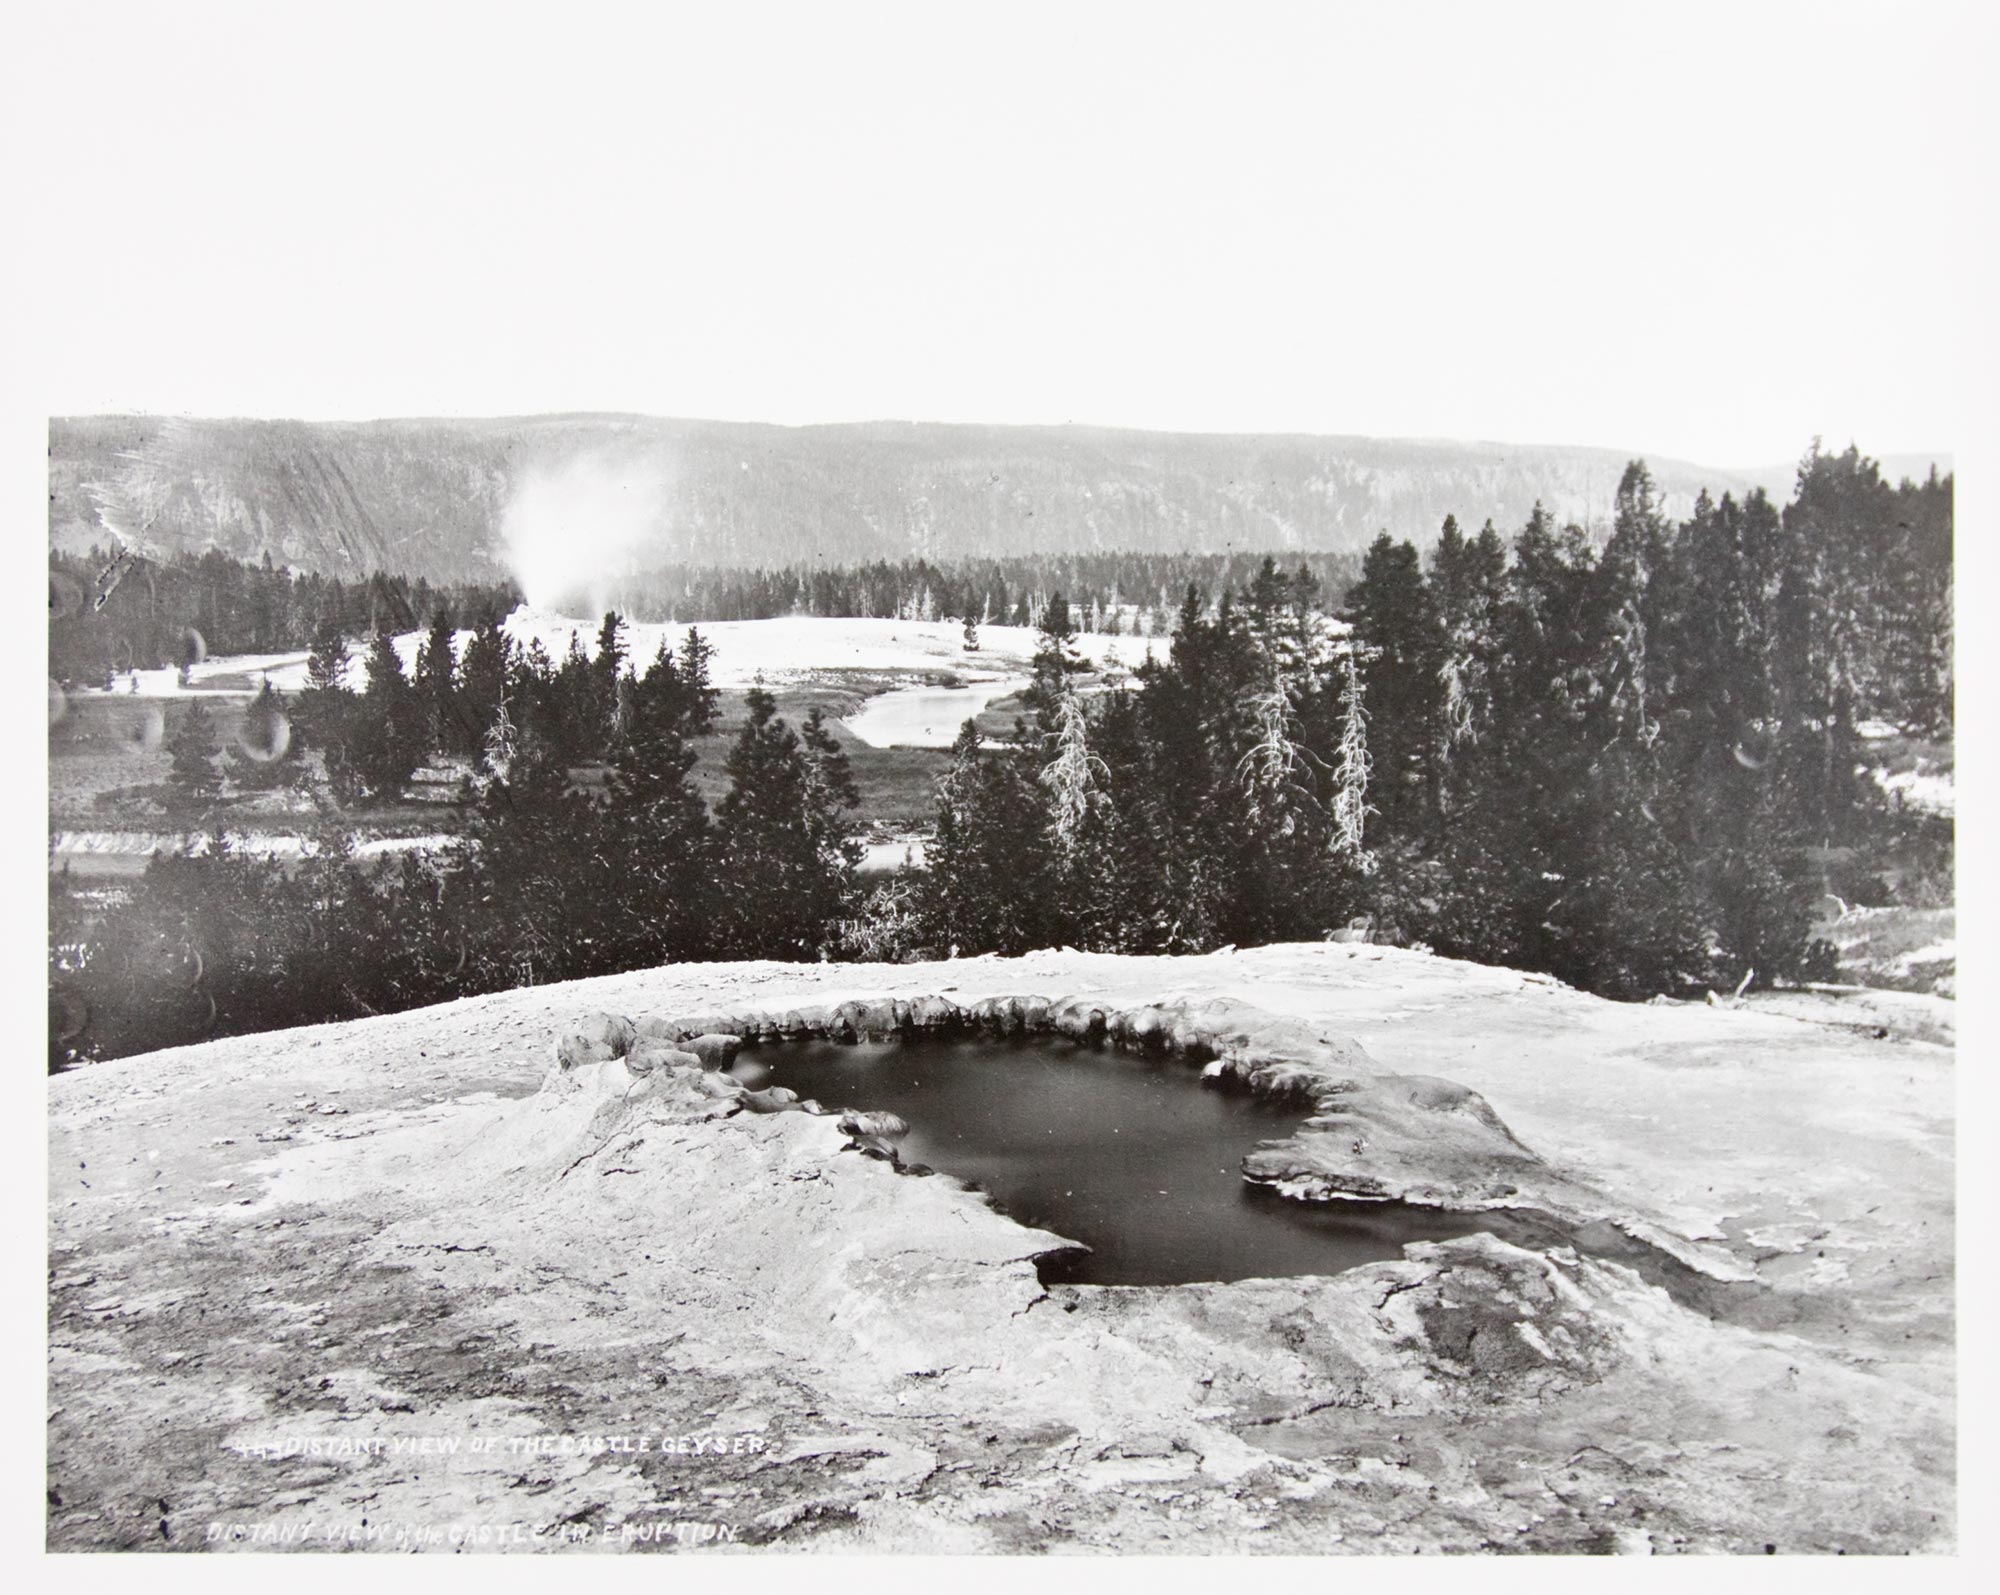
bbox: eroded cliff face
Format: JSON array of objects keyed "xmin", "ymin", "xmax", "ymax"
[
  {"xmin": 47, "ymin": 945, "xmax": 1954, "ymax": 1553},
  {"xmin": 50, "ymin": 415, "xmax": 1780, "ymax": 580}
]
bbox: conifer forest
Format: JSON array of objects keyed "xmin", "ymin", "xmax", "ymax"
[{"xmin": 48, "ymin": 446, "xmax": 1952, "ymax": 1067}]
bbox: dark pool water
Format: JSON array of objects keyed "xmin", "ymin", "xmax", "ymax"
[{"xmin": 758, "ymin": 1037, "xmax": 1502, "ymax": 1287}]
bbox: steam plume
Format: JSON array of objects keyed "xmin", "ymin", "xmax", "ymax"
[{"xmin": 500, "ymin": 451, "xmax": 671, "ymax": 614}]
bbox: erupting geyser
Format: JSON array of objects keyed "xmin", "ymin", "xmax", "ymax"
[{"xmin": 499, "ymin": 451, "xmax": 673, "ymax": 614}]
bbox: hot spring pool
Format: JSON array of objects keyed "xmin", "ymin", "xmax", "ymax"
[{"xmin": 757, "ymin": 1036, "xmax": 1503, "ymax": 1287}]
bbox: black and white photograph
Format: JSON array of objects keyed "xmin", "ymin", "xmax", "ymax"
[{"xmin": 14, "ymin": 0, "xmax": 1993, "ymax": 1567}]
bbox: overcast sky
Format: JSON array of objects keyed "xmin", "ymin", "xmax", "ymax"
[{"xmin": 5, "ymin": 1, "xmax": 1992, "ymax": 466}]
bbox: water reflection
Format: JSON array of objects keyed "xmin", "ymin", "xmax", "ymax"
[{"xmin": 761, "ymin": 1037, "xmax": 1498, "ymax": 1287}]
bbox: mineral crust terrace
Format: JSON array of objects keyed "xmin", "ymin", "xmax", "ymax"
[{"xmin": 47, "ymin": 943, "xmax": 1954, "ymax": 1553}]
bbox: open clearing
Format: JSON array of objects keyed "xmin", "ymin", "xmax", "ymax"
[{"xmin": 51, "ymin": 613, "xmax": 1148, "ymax": 842}]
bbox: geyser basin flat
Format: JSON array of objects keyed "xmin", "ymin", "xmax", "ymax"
[{"xmin": 760, "ymin": 1036, "xmax": 1498, "ymax": 1286}]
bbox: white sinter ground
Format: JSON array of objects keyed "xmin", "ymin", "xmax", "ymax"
[
  {"xmin": 45, "ymin": 941, "xmax": 1956, "ymax": 1552},
  {"xmin": 68, "ymin": 610, "xmax": 1167, "ymax": 702},
  {"xmin": 495, "ymin": 610, "xmax": 1165, "ymax": 686},
  {"xmin": 1869, "ymin": 763, "xmax": 1954, "ymax": 817}
]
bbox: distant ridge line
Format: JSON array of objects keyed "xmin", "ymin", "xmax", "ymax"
[{"xmin": 48, "ymin": 414, "xmax": 1950, "ymax": 584}]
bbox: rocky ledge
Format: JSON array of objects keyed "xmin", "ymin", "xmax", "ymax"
[{"xmin": 47, "ymin": 944, "xmax": 1954, "ymax": 1553}]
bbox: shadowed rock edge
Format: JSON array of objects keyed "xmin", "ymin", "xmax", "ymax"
[{"xmin": 558, "ymin": 990, "xmax": 1749, "ymax": 1291}]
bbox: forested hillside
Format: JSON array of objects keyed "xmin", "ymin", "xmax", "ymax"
[{"xmin": 51, "ymin": 414, "xmax": 1932, "ymax": 586}]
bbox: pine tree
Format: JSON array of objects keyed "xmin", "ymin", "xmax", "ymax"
[
  {"xmin": 1427, "ymin": 516, "xmax": 1507, "ymax": 813},
  {"xmin": 631, "ymin": 638, "xmax": 684, "ymax": 739},
  {"xmin": 1235, "ymin": 601, "xmax": 1328, "ymax": 841},
  {"xmin": 1045, "ymin": 678, "xmax": 1150, "ymax": 949},
  {"xmin": 920, "ymin": 720, "xmax": 988, "ymax": 953},
  {"xmin": 1561, "ymin": 740, "xmax": 1710, "ymax": 998},
  {"xmin": 610, "ymin": 672, "xmax": 636, "ymax": 747},
  {"xmin": 678, "ymin": 626, "xmax": 721, "ymax": 736},
  {"xmin": 799, "ymin": 707, "xmax": 864, "ymax": 919},
  {"xmin": 1658, "ymin": 486, "xmax": 1823, "ymax": 988},
  {"xmin": 508, "ymin": 637, "xmax": 556, "ymax": 745},
  {"xmin": 1073, "ymin": 686, "xmax": 1160, "ymax": 950},
  {"xmin": 352, "ymin": 630, "xmax": 426, "ymax": 800},
  {"xmin": 1026, "ymin": 591, "xmax": 1085, "ymax": 728},
  {"xmin": 714, "ymin": 690, "xmax": 853, "ymax": 960},
  {"xmin": 166, "ymin": 700, "xmax": 223, "ymax": 814},
  {"xmin": 1131, "ymin": 586, "xmax": 1239, "ymax": 950},
  {"xmin": 1330, "ymin": 644, "xmax": 1373, "ymax": 868},
  {"xmin": 1774, "ymin": 442, "xmax": 1894, "ymax": 836},
  {"xmin": 1343, "ymin": 533, "xmax": 1443, "ymax": 834},
  {"xmin": 1704, "ymin": 776, "xmax": 1829, "ymax": 986},
  {"xmin": 414, "ymin": 607, "xmax": 458, "ymax": 753},
  {"xmin": 462, "ymin": 723, "xmax": 598, "ymax": 988},
  {"xmin": 600, "ymin": 668, "xmax": 714, "ymax": 968},
  {"xmin": 480, "ymin": 695, "xmax": 519, "ymax": 783},
  {"xmin": 591, "ymin": 611, "xmax": 628, "ymax": 747},
  {"xmin": 457, "ymin": 615, "xmax": 512, "ymax": 756},
  {"xmin": 550, "ymin": 633, "xmax": 597, "ymax": 764},
  {"xmin": 1886, "ymin": 467, "xmax": 1954, "ymax": 735},
  {"xmin": 305, "ymin": 627, "xmax": 350, "ymax": 695},
  {"xmin": 918, "ymin": 720, "xmax": 1057, "ymax": 956},
  {"xmin": 292, "ymin": 623, "xmax": 355, "ymax": 791},
  {"xmin": 1041, "ymin": 683, "xmax": 1108, "ymax": 865},
  {"xmin": 1420, "ymin": 506, "xmax": 1590, "ymax": 972}
]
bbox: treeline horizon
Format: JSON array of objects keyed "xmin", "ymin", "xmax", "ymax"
[
  {"xmin": 49, "ymin": 443, "xmax": 1952, "ymax": 1068},
  {"xmin": 47, "ymin": 550, "xmax": 522, "ymax": 686},
  {"xmin": 49, "ymin": 545, "xmax": 1377, "ymax": 686},
  {"xmin": 544, "ymin": 550, "xmax": 1370, "ymax": 631}
]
